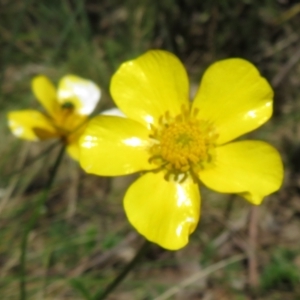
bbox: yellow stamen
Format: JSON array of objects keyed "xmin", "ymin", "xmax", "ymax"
[
  {"xmin": 149, "ymin": 107, "xmax": 218, "ymax": 181},
  {"xmin": 51, "ymin": 100, "xmax": 86, "ymax": 139}
]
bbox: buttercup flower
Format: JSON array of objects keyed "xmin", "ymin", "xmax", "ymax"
[
  {"xmin": 8, "ymin": 75, "xmax": 101, "ymax": 160},
  {"xmin": 79, "ymin": 50, "xmax": 283, "ymax": 250}
]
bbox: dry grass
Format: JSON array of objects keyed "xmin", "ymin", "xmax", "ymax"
[{"xmin": 1, "ymin": 0, "xmax": 300, "ymax": 299}]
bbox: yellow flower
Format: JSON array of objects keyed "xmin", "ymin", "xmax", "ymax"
[
  {"xmin": 8, "ymin": 75, "xmax": 101, "ymax": 160},
  {"xmin": 79, "ymin": 50, "xmax": 283, "ymax": 250}
]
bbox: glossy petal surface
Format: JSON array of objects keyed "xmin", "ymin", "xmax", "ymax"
[
  {"xmin": 31, "ymin": 75, "xmax": 59, "ymax": 117},
  {"xmin": 100, "ymin": 107, "xmax": 126, "ymax": 117},
  {"xmin": 193, "ymin": 59, "xmax": 273, "ymax": 145},
  {"xmin": 199, "ymin": 141, "xmax": 283, "ymax": 205},
  {"xmin": 124, "ymin": 171, "xmax": 200, "ymax": 250},
  {"xmin": 58, "ymin": 75, "xmax": 101, "ymax": 115},
  {"xmin": 110, "ymin": 50, "xmax": 189, "ymax": 128},
  {"xmin": 79, "ymin": 116, "xmax": 153, "ymax": 175},
  {"xmin": 8, "ymin": 110, "xmax": 58, "ymax": 141}
]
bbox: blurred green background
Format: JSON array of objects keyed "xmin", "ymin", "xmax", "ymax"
[{"xmin": 1, "ymin": 0, "xmax": 300, "ymax": 299}]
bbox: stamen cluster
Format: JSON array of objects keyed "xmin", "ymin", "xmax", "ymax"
[
  {"xmin": 149, "ymin": 106, "xmax": 218, "ymax": 181},
  {"xmin": 53, "ymin": 102, "xmax": 85, "ymax": 137}
]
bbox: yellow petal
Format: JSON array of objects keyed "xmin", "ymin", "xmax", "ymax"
[
  {"xmin": 199, "ymin": 141, "xmax": 283, "ymax": 205},
  {"xmin": 110, "ymin": 50, "xmax": 189, "ymax": 129},
  {"xmin": 66, "ymin": 141, "xmax": 80, "ymax": 161},
  {"xmin": 193, "ymin": 59, "xmax": 273, "ymax": 145},
  {"xmin": 65, "ymin": 122, "xmax": 88, "ymax": 161},
  {"xmin": 124, "ymin": 171, "xmax": 200, "ymax": 250},
  {"xmin": 58, "ymin": 75, "xmax": 101, "ymax": 115},
  {"xmin": 31, "ymin": 75, "xmax": 59, "ymax": 117},
  {"xmin": 79, "ymin": 115, "xmax": 153, "ymax": 175},
  {"xmin": 7, "ymin": 110, "xmax": 59, "ymax": 141}
]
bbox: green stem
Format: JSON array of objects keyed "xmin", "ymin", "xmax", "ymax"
[
  {"xmin": 224, "ymin": 195, "xmax": 235, "ymax": 220},
  {"xmin": 94, "ymin": 239, "xmax": 150, "ymax": 300},
  {"xmin": 19, "ymin": 145, "xmax": 65, "ymax": 300}
]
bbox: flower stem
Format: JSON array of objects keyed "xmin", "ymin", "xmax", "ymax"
[
  {"xmin": 224, "ymin": 195, "xmax": 235, "ymax": 219},
  {"xmin": 94, "ymin": 239, "xmax": 150, "ymax": 300},
  {"xmin": 19, "ymin": 145, "xmax": 65, "ymax": 300}
]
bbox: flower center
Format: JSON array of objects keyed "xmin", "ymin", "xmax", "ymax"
[
  {"xmin": 52, "ymin": 101, "xmax": 86, "ymax": 138},
  {"xmin": 149, "ymin": 107, "xmax": 218, "ymax": 181},
  {"xmin": 61, "ymin": 101, "xmax": 75, "ymax": 110}
]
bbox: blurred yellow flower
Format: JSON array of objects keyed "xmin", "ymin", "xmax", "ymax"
[
  {"xmin": 79, "ymin": 50, "xmax": 283, "ymax": 250},
  {"xmin": 8, "ymin": 75, "xmax": 101, "ymax": 160}
]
